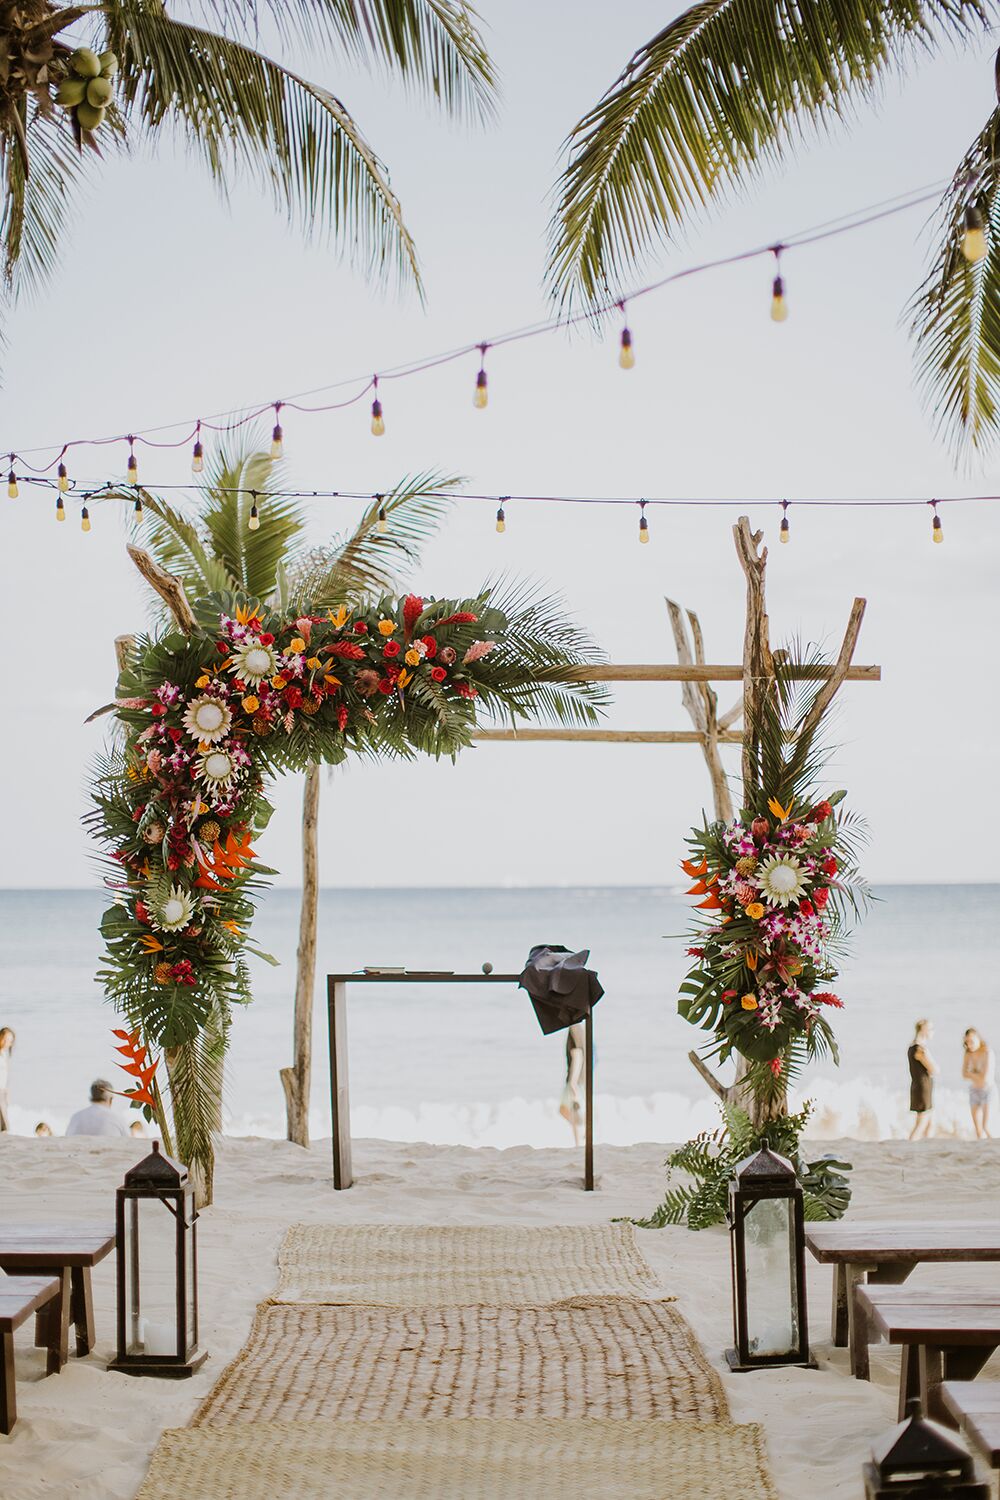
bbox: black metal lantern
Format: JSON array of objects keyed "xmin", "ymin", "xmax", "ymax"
[
  {"xmin": 726, "ymin": 1145, "xmax": 811, "ymax": 1371},
  {"xmin": 108, "ymin": 1141, "xmax": 206, "ymax": 1378},
  {"xmin": 864, "ymin": 1399, "xmax": 990, "ymax": 1498}
]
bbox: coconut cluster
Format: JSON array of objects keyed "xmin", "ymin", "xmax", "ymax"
[{"xmin": 57, "ymin": 47, "xmax": 117, "ymax": 134}]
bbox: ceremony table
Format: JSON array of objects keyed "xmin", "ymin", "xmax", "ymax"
[{"xmin": 326, "ymin": 972, "xmax": 595, "ymax": 1192}]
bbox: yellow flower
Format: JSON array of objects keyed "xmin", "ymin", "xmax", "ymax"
[
  {"xmin": 271, "ymin": 676, "xmax": 286, "ymax": 690},
  {"xmin": 235, "ymin": 603, "xmax": 259, "ymax": 626},
  {"xmin": 220, "ymin": 919, "xmax": 242, "ymax": 936},
  {"xmin": 195, "ymin": 674, "xmax": 211, "ymax": 689},
  {"xmin": 306, "ymin": 657, "xmax": 322, "ymax": 671},
  {"xmin": 404, "ymin": 648, "xmax": 421, "ymax": 667},
  {"xmin": 140, "ymin": 934, "xmax": 164, "ymax": 954},
  {"xmin": 745, "ymin": 947, "xmax": 758, "ymax": 971},
  {"xmin": 767, "ymin": 796, "xmax": 792, "ymax": 822},
  {"xmin": 290, "ymin": 637, "xmax": 306, "ymax": 653},
  {"xmin": 242, "ymin": 695, "xmax": 259, "ymax": 714},
  {"xmin": 377, "ymin": 619, "xmax": 397, "ymax": 637},
  {"xmin": 324, "ymin": 673, "xmax": 341, "ymax": 688},
  {"xmin": 397, "ymin": 668, "xmax": 412, "ymax": 688},
  {"xmin": 746, "ymin": 903, "xmax": 765, "ymax": 921},
  {"xmin": 741, "ymin": 994, "xmax": 758, "ymax": 1011},
  {"xmin": 329, "ymin": 604, "xmax": 349, "ymax": 629}
]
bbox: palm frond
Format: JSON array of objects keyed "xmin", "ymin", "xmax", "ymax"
[
  {"xmin": 195, "ymin": 0, "xmax": 497, "ymax": 121},
  {"xmin": 909, "ymin": 111, "xmax": 1000, "ymax": 458},
  {"xmin": 164, "ymin": 1014, "xmax": 229, "ymax": 1205},
  {"xmin": 547, "ymin": 0, "xmax": 995, "ymax": 307},
  {"xmin": 199, "ymin": 445, "xmax": 306, "ymax": 600},
  {"xmin": 104, "ymin": 0, "xmax": 421, "ymax": 291}
]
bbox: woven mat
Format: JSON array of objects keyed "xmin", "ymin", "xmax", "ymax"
[
  {"xmin": 272, "ymin": 1221, "xmax": 659, "ymax": 1305},
  {"xmin": 137, "ymin": 1419, "xmax": 775, "ymax": 1499},
  {"xmin": 194, "ymin": 1299, "xmax": 729, "ymax": 1425}
]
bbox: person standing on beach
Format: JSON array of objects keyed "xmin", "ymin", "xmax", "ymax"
[
  {"xmin": 0, "ymin": 1027, "xmax": 14, "ymax": 1132},
  {"xmin": 962, "ymin": 1029, "xmax": 995, "ymax": 1140},
  {"xmin": 558, "ymin": 1023, "xmax": 586, "ymax": 1146},
  {"xmin": 907, "ymin": 1020, "xmax": 937, "ymax": 1140}
]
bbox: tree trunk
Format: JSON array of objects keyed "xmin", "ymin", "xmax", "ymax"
[{"xmin": 280, "ymin": 763, "xmax": 320, "ymax": 1147}]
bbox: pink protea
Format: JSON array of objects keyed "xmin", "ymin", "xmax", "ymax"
[{"xmin": 462, "ymin": 640, "xmax": 495, "ymax": 666}]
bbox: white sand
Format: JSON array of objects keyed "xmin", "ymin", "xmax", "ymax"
[{"xmin": 1, "ymin": 1134, "xmax": 998, "ymax": 1499}]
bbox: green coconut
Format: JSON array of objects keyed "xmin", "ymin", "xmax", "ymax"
[
  {"xmin": 86, "ymin": 76, "xmax": 113, "ymax": 107},
  {"xmin": 98, "ymin": 51, "xmax": 119, "ymax": 77},
  {"xmin": 75, "ymin": 100, "xmax": 106, "ymax": 132},
  {"xmin": 56, "ymin": 77, "xmax": 87, "ymax": 107},
  {"xmin": 70, "ymin": 47, "xmax": 101, "ymax": 79}
]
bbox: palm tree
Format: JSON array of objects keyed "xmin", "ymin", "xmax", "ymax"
[
  {"xmin": 1, "ymin": 0, "xmax": 494, "ymax": 325},
  {"xmin": 547, "ymin": 2, "xmax": 1000, "ymax": 459},
  {"xmin": 125, "ymin": 439, "xmax": 457, "ymax": 1149}
]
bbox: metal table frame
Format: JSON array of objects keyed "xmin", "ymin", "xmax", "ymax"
[{"xmin": 326, "ymin": 972, "xmax": 594, "ymax": 1191}]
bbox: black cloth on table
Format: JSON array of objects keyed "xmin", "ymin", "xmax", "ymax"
[{"xmin": 518, "ymin": 945, "xmax": 603, "ymax": 1035}]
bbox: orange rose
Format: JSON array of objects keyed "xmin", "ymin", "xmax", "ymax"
[
  {"xmin": 290, "ymin": 637, "xmax": 307, "ymax": 653},
  {"xmin": 741, "ymin": 994, "xmax": 758, "ymax": 1011},
  {"xmin": 746, "ymin": 902, "xmax": 765, "ymax": 920}
]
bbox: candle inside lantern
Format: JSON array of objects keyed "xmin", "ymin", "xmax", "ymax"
[{"xmin": 143, "ymin": 1320, "xmax": 176, "ymax": 1357}]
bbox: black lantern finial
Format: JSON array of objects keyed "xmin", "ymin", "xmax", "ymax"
[{"xmin": 863, "ymin": 1398, "xmax": 990, "ymax": 1497}]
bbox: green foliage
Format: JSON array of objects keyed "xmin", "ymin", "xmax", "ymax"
[{"xmin": 626, "ymin": 1101, "xmax": 852, "ymax": 1232}]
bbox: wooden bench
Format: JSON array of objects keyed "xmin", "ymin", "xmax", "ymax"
[
  {"xmin": 0, "ymin": 1276, "xmax": 62, "ymax": 1434},
  {"xmin": 0, "ymin": 1226, "xmax": 115, "ymax": 1368},
  {"xmin": 855, "ymin": 1286, "xmax": 1000, "ymax": 1421},
  {"xmin": 940, "ymin": 1381, "xmax": 1000, "ymax": 1465},
  {"xmin": 804, "ymin": 1222, "xmax": 1000, "ymax": 1379}
]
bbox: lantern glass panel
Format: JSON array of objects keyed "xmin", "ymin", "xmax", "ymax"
[
  {"xmin": 123, "ymin": 1197, "xmax": 181, "ymax": 1358},
  {"xmin": 185, "ymin": 1218, "xmax": 197, "ymax": 1351},
  {"xmin": 742, "ymin": 1197, "xmax": 798, "ymax": 1358}
]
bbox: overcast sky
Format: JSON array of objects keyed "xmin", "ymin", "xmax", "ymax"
[{"xmin": 2, "ymin": 1, "xmax": 999, "ymax": 888}]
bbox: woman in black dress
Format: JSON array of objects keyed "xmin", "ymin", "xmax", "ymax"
[{"xmin": 907, "ymin": 1019, "xmax": 938, "ymax": 1140}]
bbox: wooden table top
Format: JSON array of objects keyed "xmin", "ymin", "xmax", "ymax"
[
  {"xmin": 0, "ymin": 1277, "xmax": 60, "ymax": 1327},
  {"xmin": 857, "ymin": 1287, "xmax": 1000, "ymax": 1344},
  {"xmin": 0, "ymin": 1227, "xmax": 114, "ymax": 1268},
  {"xmin": 805, "ymin": 1222, "xmax": 1000, "ymax": 1263},
  {"xmin": 941, "ymin": 1382, "xmax": 1000, "ymax": 1467}
]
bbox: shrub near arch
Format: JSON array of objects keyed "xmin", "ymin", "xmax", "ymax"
[{"xmin": 90, "ymin": 584, "xmax": 604, "ymax": 1187}]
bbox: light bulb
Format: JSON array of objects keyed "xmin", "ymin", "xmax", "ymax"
[
  {"xmin": 377, "ymin": 504, "xmax": 387, "ymax": 534},
  {"xmin": 133, "ymin": 495, "xmax": 143, "ymax": 523},
  {"xmin": 371, "ymin": 399, "xmax": 385, "ymax": 437},
  {"xmin": 249, "ymin": 500, "xmax": 260, "ymax": 532},
  {"xmin": 56, "ymin": 495, "xmax": 65, "ymax": 522},
  {"xmin": 270, "ymin": 424, "xmax": 283, "ymax": 459},
  {"xmin": 770, "ymin": 275, "xmax": 788, "ymax": 322},
  {"xmin": 192, "ymin": 440, "xmax": 204, "ymax": 473},
  {"xmin": 127, "ymin": 451, "xmax": 138, "ymax": 483},
  {"xmin": 7, "ymin": 470, "xmax": 17, "ymax": 499},
  {"xmin": 638, "ymin": 513, "xmax": 649, "ymax": 544},
  {"xmin": 495, "ymin": 504, "xmax": 506, "ymax": 534},
  {"xmin": 474, "ymin": 368, "xmax": 488, "ymax": 409},
  {"xmin": 963, "ymin": 205, "xmax": 988, "ymax": 264},
  {"xmin": 932, "ymin": 512, "xmax": 943, "ymax": 544},
  {"xmin": 58, "ymin": 462, "xmax": 69, "ymax": 493},
  {"xmin": 81, "ymin": 505, "xmax": 91, "ymax": 533},
  {"xmin": 619, "ymin": 327, "xmax": 635, "ymax": 369},
  {"xmin": 780, "ymin": 515, "xmax": 790, "ymax": 544}
]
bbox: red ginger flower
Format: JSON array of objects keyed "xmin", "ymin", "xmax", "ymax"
[
  {"xmin": 434, "ymin": 611, "xmax": 478, "ymax": 627},
  {"xmin": 324, "ymin": 640, "xmax": 366, "ymax": 660},
  {"xmin": 769, "ymin": 1058, "xmax": 783, "ymax": 1077},
  {"xmin": 823, "ymin": 856, "xmax": 838, "ymax": 877},
  {"xmin": 403, "ymin": 595, "xmax": 424, "ymax": 638},
  {"xmin": 810, "ymin": 800, "xmax": 833, "ymax": 823},
  {"xmin": 337, "ymin": 704, "xmax": 349, "ymax": 730},
  {"xmin": 812, "ymin": 991, "xmax": 844, "ymax": 1008}
]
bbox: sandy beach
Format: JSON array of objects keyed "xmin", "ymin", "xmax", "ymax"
[{"xmin": 1, "ymin": 1133, "xmax": 998, "ymax": 1498}]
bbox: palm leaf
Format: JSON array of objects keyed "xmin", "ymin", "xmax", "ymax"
[
  {"xmin": 547, "ymin": 0, "xmax": 996, "ymax": 306},
  {"xmin": 104, "ymin": 0, "xmax": 421, "ymax": 290},
  {"xmin": 909, "ymin": 111, "xmax": 1000, "ymax": 457}
]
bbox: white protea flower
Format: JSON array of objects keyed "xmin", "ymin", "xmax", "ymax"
[
  {"xmin": 197, "ymin": 747, "xmax": 238, "ymax": 793},
  {"xmin": 229, "ymin": 638, "xmax": 278, "ymax": 685},
  {"xmin": 182, "ymin": 694, "xmax": 232, "ymax": 744},
  {"xmin": 757, "ymin": 854, "xmax": 807, "ymax": 908},
  {"xmin": 152, "ymin": 885, "xmax": 196, "ymax": 932}
]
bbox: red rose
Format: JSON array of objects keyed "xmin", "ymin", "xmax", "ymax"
[
  {"xmin": 337, "ymin": 704, "xmax": 349, "ymax": 730},
  {"xmin": 431, "ymin": 665, "xmax": 447, "ymax": 683},
  {"xmin": 813, "ymin": 886, "xmax": 830, "ymax": 909},
  {"xmin": 135, "ymin": 901, "xmax": 150, "ymax": 925},
  {"xmin": 383, "ymin": 640, "xmax": 401, "ymax": 659},
  {"xmin": 721, "ymin": 990, "xmax": 737, "ymax": 1005},
  {"xmin": 259, "ymin": 632, "xmax": 275, "ymax": 647},
  {"xmin": 823, "ymin": 856, "xmax": 838, "ymax": 877},
  {"xmin": 798, "ymin": 899, "xmax": 815, "ymax": 918},
  {"xmin": 353, "ymin": 621, "xmax": 368, "ymax": 634},
  {"xmin": 377, "ymin": 678, "xmax": 394, "ymax": 695},
  {"xmin": 284, "ymin": 686, "xmax": 303, "ymax": 709},
  {"xmin": 216, "ymin": 641, "xmax": 229, "ymax": 654},
  {"xmin": 168, "ymin": 727, "xmax": 183, "ymax": 743},
  {"xmin": 151, "ymin": 703, "xmax": 166, "ymax": 717},
  {"xmin": 810, "ymin": 800, "xmax": 833, "ymax": 823},
  {"xmin": 421, "ymin": 635, "xmax": 437, "ymax": 659}
]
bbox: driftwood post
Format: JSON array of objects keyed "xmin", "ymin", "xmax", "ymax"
[
  {"xmin": 665, "ymin": 599, "xmax": 738, "ymax": 823},
  {"xmin": 280, "ymin": 764, "xmax": 320, "ymax": 1146}
]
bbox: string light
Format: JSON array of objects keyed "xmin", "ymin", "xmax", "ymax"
[
  {"xmin": 770, "ymin": 248, "xmax": 788, "ymax": 323},
  {"xmin": 618, "ymin": 304, "xmax": 635, "ymax": 369},
  {"xmin": 370, "ymin": 377, "xmax": 385, "ymax": 436},
  {"xmin": 638, "ymin": 499, "xmax": 649, "ymax": 544},
  {"xmin": 57, "ymin": 459, "xmax": 69, "ymax": 493},
  {"xmin": 376, "ymin": 495, "xmax": 387, "ymax": 534},
  {"xmin": 474, "ymin": 345, "xmax": 489, "ymax": 409},
  {"xmin": 126, "ymin": 438, "xmax": 138, "ymax": 484},
  {"xmin": 7, "ymin": 459, "xmax": 17, "ymax": 499},
  {"xmin": 81, "ymin": 504, "xmax": 91, "ymax": 533},
  {"xmin": 248, "ymin": 494, "xmax": 260, "ymax": 532},
  {"xmin": 133, "ymin": 493, "xmax": 144, "ymax": 523},
  {"xmin": 192, "ymin": 422, "xmax": 204, "ymax": 473},
  {"xmin": 495, "ymin": 500, "xmax": 506, "ymax": 534},
  {"xmin": 270, "ymin": 404, "xmax": 283, "ymax": 459},
  {"xmin": 931, "ymin": 500, "xmax": 943, "ymax": 543},
  {"xmin": 780, "ymin": 500, "xmax": 790, "ymax": 543},
  {"xmin": 55, "ymin": 492, "xmax": 65, "ymax": 522},
  {"xmin": 962, "ymin": 203, "xmax": 988, "ymax": 264}
]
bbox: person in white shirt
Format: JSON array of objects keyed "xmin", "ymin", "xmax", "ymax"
[{"xmin": 65, "ymin": 1079, "xmax": 129, "ymax": 1138}]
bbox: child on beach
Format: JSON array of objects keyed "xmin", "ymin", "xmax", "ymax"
[
  {"xmin": 559, "ymin": 1024, "xmax": 585, "ymax": 1146},
  {"xmin": 907, "ymin": 1019, "xmax": 937, "ymax": 1140},
  {"xmin": 962, "ymin": 1028, "xmax": 995, "ymax": 1140},
  {"xmin": 0, "ymin": 1027, "xmax": 14, "ymax": 1132}
]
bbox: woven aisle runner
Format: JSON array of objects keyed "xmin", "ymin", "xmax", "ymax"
[
  {"xmin": 193, "ymin": 1300, "xmax": 728, "ymax": 1424},
  {"xmin": 135, "ymin": 1419, "xmax": 778, "ymax": 1500},
  {"xmin": 272, "ymin": 1222, "xmax": 660, "ymax": 1305}
]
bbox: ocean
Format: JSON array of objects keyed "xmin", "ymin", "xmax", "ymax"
[{"xmin": 0, "ymin": 885, "xmax": 996, "ymax": 1145}]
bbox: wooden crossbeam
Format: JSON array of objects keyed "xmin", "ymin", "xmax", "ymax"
[
  {"xmin": 554, "ymin": 663, "xmax": 880, "ymax": 683},
  {"xmin": 472, "ymin": 729, "xmax": 744, "ymax": 744}
]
